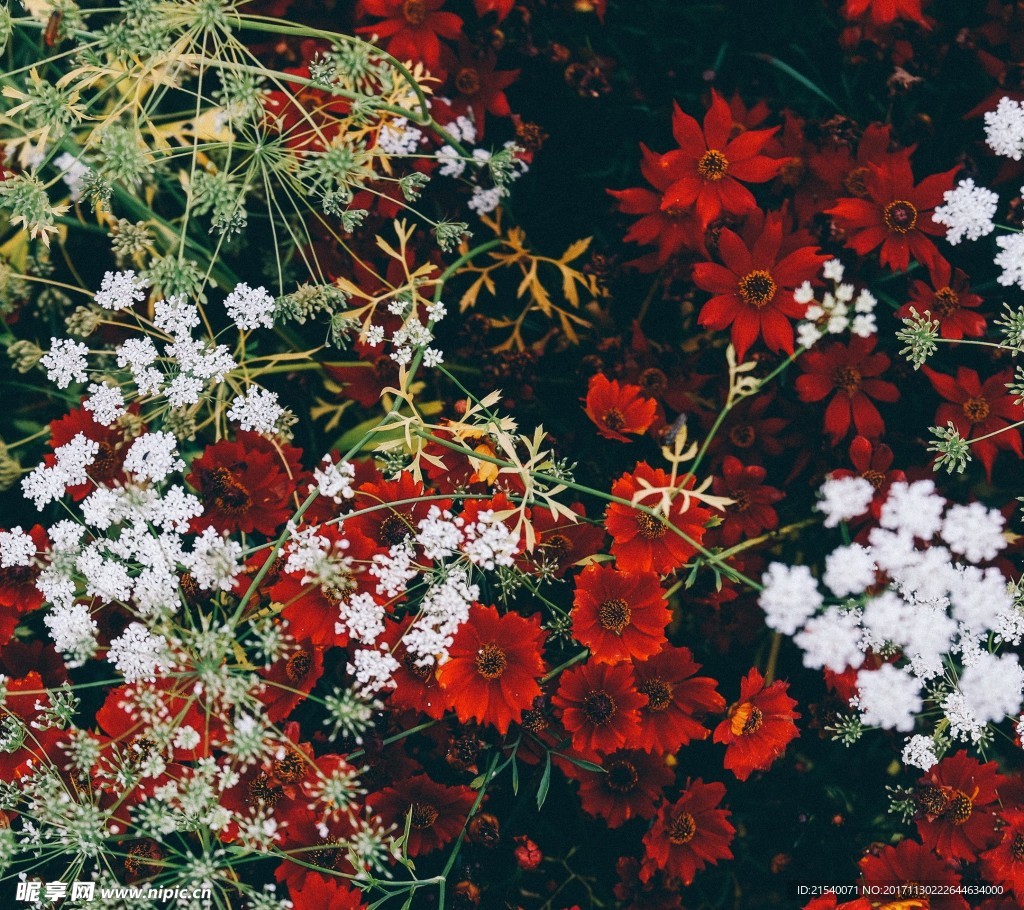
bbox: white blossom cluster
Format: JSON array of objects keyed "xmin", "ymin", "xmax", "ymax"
[
  {"xmin": 759, "ymin": 476, "xmax": 1022, "ymax": 768},
  {"xmin": 794, "ymin": 258, "xmax": 878, "ymax": 347},
  {"xmin": 368, "ymin": 296, "xmax": 449, "ymax": 367},
  {"xmin": 931, "ymin": 178, "xmax": 999, "ymax": 245},
  {"xmin": 984, "ymin": 95, "xmax": 1024, "ymax": 161}
]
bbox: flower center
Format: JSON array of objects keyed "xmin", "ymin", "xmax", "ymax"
[
  {"xmin": 961, "ymin": 396, "xmax": 990, "ymax": 424},
  {"xmin": 639, "ymin": 368, "xmax": 668, "ymax": 394},
  {"xmin": 597, "ymin": 598, "xmax": 632, "ymax": 634},
  {"xmin": 124, "ymin": 840, "xmax": 163, "ymax": 877},
  {"xmin": 455, "ymin": 67, "xmax": 481, "ymax": 96},
  {"xmin": 401, "ymin": 0, "xmax": 427, "ymax": 25},
  {"xmin": 542, "ymin": 534, "xmax": 572, "ymax": 561},
  {"xmin": 248, "ymin": 771, "xmax": 284, "ymax": 806},
  {"xmin": 729, "ymin": 424, "xmax": 756, "ymax": 448},
  {"xmin": 832, "ymin": 366, "xmax": 862, "ymax": 394},
  {"xmin": 916, "ymin": 786, "xmax": 949, "ymax": 817},
  {"xmin": 697, "ymin": 149, "xmax": 729, "ymax": 181},
  {"xmin": 730, "ymin": 702, "xmax": 763, "ymax": 736},
  {"xmin": 274, "ymin": 749, "xmax": 305, "ymax": 784},
  {"xmin": 410, "ymin": 801, "xmax": 439, "ymax": 829},
  {"xmin": 602, "ymin": 408, "xmax": 627, "ymax": 431},
  {"xmin": 403, "ymin": 652, "xmax": 433, "ymax": 681},
  {"xmin": 932, "ymin": 286, "xmax": 960, "ymax": 317},
  {"xmin": 727, "ymin": 488, "xmax": 751, "ymax": 513},
  {"xmin": 379, "ymin": 511, "xmax": 415, "ymax": 546},
  {"xmin": 844, "ymin": 166, "xmax": 870, "ymax": 197},
  {"xmin": 285, "ymin": 650, "xmax": 312, "ymax": 683},
  {"xmin": 737, "ymin": 270, "xmax": 777, "ymax": 309},
  {"xmin": 91, "ymin": 440, "xmax": 120, "ymax": 482},
  {"xmin": 605, "ymin": 759, "xmax": 639, "ymax": 793},
  {"xmin": 861, "ymin": 469, "xmax": 885, "ymax": 490},
  {"xmin": 635, "ymin": 511, "xmax": 666, "ymax": 540},
  {"xmin": 944, "ymin": 789, "xmax": 973, "ymax": 825},
  {"xmin": 638, "ymin": 677, "xmax": 672, "ymax": 712},
  {"xmin": 583, "ymin": 690, "xmax": 618, "ymax": 725},
  {"xmin": 202, "ymin": 466, "xmax": 252, "ymax": 515},
  {"xmin": 883, "ymin": 199, "xmax": 918, "ymax": 234},
  {"xmin": 475, "ymin": 643, "xmax": 508, "ymax": 680},
  {"xmin": 1011, "ymin": 833, "xmax": 1024, "ymax": 861},
  {"xmin": 667, "ymin": 810, "xmax": 697, "ymax": 845}
]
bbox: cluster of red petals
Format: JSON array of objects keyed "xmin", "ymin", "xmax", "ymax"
[
  {"xmin": 584, "ymin": 373, "xmax": 658, "ymax": 442},
  {"xmin": 553, "ymin": 661, "xmax": 645, "ymax": 760},
  {"xmin": 859, "ymin": 838, "xmax": 970, "ymax": 910},
  {"xmin": 367, "ymin": 773, "xmax": 476, "ymax": 856},
  {"xmin": 842, "ymin": 0, "xmax": 929, "ymax": 27},
  {"xmin": 711, "ymin": 456, "xmax": 784, "ymax": 547},
  {"xmin": 897, "ymin": 258, "xmax": 986, "ymax": 340},
  {"xmin": 356, "ymin": 0, "xmax": 463, "ymax": 75},
  {"xmin": 713, "ymin": 668, "xmax": 800, "ymax": 781},
  {"xmin": 571, "ymin": 748, "xmax": 673, "ymax": 828}
]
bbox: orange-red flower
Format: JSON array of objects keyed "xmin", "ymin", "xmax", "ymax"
[
  {"xmin": 356, "ymin": 0, "xmax": 463, "ymax": 77},
  {"xmin": 842, "ymin": 0, "xmax": 928, "ymax": 26},
  {"xmin": 435, "ymin": 603, "xmax": 546, "ymax": 733},
  {"xmin": 640, "ymin": 779, "xmax": 735, "ymax": 885},
  {"xmin": 897, "ymin": 258, "xmax": 986, "ymax": 340},
  {"xmin": 289, "ymin": 876, "xmax": 366, "ymax": 910},
  {"xmin": 367, "ymin": 773, "xmax": 476, "ymax": 856},
  {"xmin": 859, "ymin": 839, "xmax": 969, "ymax": 910},
  {"xmin": 605, "ymin": 463, "xmax": 714, "ymax": 575},
  {"xmin": 571, "ymin": 749, "xmax": 673, "ymax": 828},
  {"xmin": 553, "ymin": 661, "xmax": 645, "ymax": 759},
  {"xmin": 571, "ymin": 564, "xmax": 669, "ymax": 664},
  {"xmin": 584, "ymin": 373, "xmax": 657, "ymax": 442},
  {"xmin": 713, "ymin": 668, "xmax": 799, "ymax": 781},
  {"xmin": 981, "ymin": 808, "xmax": 1024, "ymax": 902}
]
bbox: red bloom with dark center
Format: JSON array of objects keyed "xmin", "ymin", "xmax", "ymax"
[
  {"xmin": 434, "ymin": 603, "xmax": 546, "ymax": 733},
  {"xmin": 843, "ymin": 0, "xmax": 928, "ymax": 26},
  {"xmin": 367, "ymin": 774, "xmax": 475, "ymax": 856},
  {"xmin": 518, "ymin": 501, "xmax": 605, "ymax": 578},
  {"xmin": 826, "ymin": 159, "xmax": 957, "ymax": 273},
  {"xmin": 449, "ymin": 44, "xmax": 518, "ymax": 138},
  {"xmin": 345, "ymin": 470, "xmax": 449, "ymax": 554},
  {"xmin": 923, "ymin": 366, "xmax": 1023, "ymax": 481},
  {"xmin": 49, "ymin": 406, "xmax": 135, "ymax": 500},
  {"xmin": 380, "ymin": 618, "xmax": 448, "ymax": 719},
  {"xmin": 356, "ymin": 0, "xmax": 463, "ymax": 76},
  {"xmin": 640, "ymin": 779, "xmax": 735, "ymax": 885},
  {"xmin": 554, "ymin": 661, "xmax": 645, "ymax": 759},
  {"xmin": 914, "ymin": 750, "xmax": 1004, "ymax": 862},
  {"xmin": 0, "ymin": 525, "xmax": 46, "ymax": 643},
  {"xmin": 188, "ymin": 432, "xmax": 304, "ymax": 536},
  {"xmin": 633, "ymin": 646, "xmax": 724, "ymax": 753},
  {"xmin": 605, "ymin": 463, "xmax": 714, "ymax": 575},
  {"xmin": 288, "ymin": 875, "xmax": 366, "ymax": 910},
  {"xmin": 795, "ymin": 335, "xmax": 899, "ymax": 443},
  {"xmin": 830, "ymin": 436, "xmax": 906, "ymax": 519},
  {"xmin": 713, "ymin": 668, "xmax": 800, "ymax": 781},
  {"xmin": 658, "ymin": 90, "xmax": 784, "ymax": 229},
  {"xmin": 584, "ymin": 373, "xmax": 657, "ymax": 442},
  {"xmin": 711, "ymin": 457, "xmax": 784, "ymax": 547},
  {"xmin": 859, "ymin": 838, "xmax": 969, "ymax": 910},
  {"xmin": 258, "ymin": 641, "xmax": 325, "ymax": 723},
  {"xmin": 263, "ymin": 60, "xmax": 353, "ymax": 153},
  {"xmin": 897, "ymin": 259, "xmax": 986, "ymax": 340},
  {"xmin": 981, "ymin": 808, "xmax": 1024, "ymax": 901},
  {"xmin": 572, "ymin": 749, "xmax": 673, "ymax": 828},
  {"xmin": 571, "ymin": 564, "xmax": 669, "ymax": 664},
  {"xmin": 692, "ymin": 214, "xmax": 828, "ymax": 359}
]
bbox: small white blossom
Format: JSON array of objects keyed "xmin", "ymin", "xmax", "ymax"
[
  {"xmin": 224, "ymin": 283, "xmax": 276, "ymax": 331},
  {"xmin": 94, "ymin": 270, "xmax": 150, "ymax": 311},
  {"xmin": 931, "ymin": 178, "xmax": 998, "ymax": 245},
  {"xmin": 817, "ymin": 475, "xmax": 874, "ymax": 528},
  {"xmin": 941, "ymin": 502, "xmax": 1005, "ymax": 563},
  {"xmin": 0, "ymin": 527, "xmax": 36, "ymax": 568},
  {"xmin": 995, "ymin": 232, "xmax": 1024, "ymax": 291},
  {"xmin": 347, "ymin": 646, "xmax": 399, "ymax": 697},
  {"xmin": 823, "ymin": 544, "xmax": 876, "ymax": 597},
  {"xmin": 855, "ymin": 664, "xmax": 922, "ymax": 732},
  {"xmin": 314, "ymin": 456, "xmax": 356, "ymax": 503},
  {"xmin": 83, "ymin": 382, "xmax": 126, "ymax": 426},
  {"xmin": 758, "ymin": 563, "xmax": 823, "ymax": 635},
  {"xmin": 227, "ymin": 386, "xmax": 284, "ymax": 434},
  {"xmin": 984, "ymin": 96, "xmax": 1024, "ymax": 160},
  {"xmin": 901, "ymin": 735, "xmax": 938, "ymax": 771},
  {"xmin": 123, "ymin": 432, "xmax": 184, "ymax": 483},
  {"xmin": 42, "ymin": 338, "xmax": 89, "ymax": 388},
  {"xmin": 107, "ymin": 622, "xmax": 172, "ymax": 683}
]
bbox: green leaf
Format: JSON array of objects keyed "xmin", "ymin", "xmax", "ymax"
[
  {"xmin": 536, "ymin": 752, "xmax": 552, "ymax": 809},
  {"xmin": 554, "ymin": 753, "xmax": 605, "ymax": 774},
  {"xmin": 748, "ymin": 53, "xmax": 839, "ymax": 109}
]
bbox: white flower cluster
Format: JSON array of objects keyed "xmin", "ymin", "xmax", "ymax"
[
  {"xmin": 227, "ymin": 385, "xmax": 284, "ymax": 434},
  {"xmin": 794, "ymin": 259, "xmax": 878, "ymax": 347},
  {"xmin": 22, "ymin": 433, "xmax": 98, "ymax": 508},
  {"xmin": 313, "ymin": 455, "xmax": 356, "ymax": 503},
  {"xmin": 94, "ymin": 269, "xmax": 150, "ymax": 311},
  {"xmin": 931, "ymin": 178, "xmax": 998, "ymax": 245},
  {"xmin": 995, "ymin": 232, "xmax": 1024, "ymax": 291},
  {"xmin": 0, "ymin": 527, "xmax": 36, "ymax": 568},
  {"xmin": 377, "ymin": 116, "xmax": 424, "ymax": 156},
  {"xmin": 223, "ymin": 282, "xmax": 276, "ymax": 331},
  {"xmin": 376, "ymin": 296, "xmax": 448, "ymax": 367},
  {"xmin": 41, "ymin": 338, "xmax": 89, "ymax": 388},
  {"xmin": 984, "ymin": 96, "xmax": 1024, "ymax": 161},
  {"xmin": 761, "ymin": 477, "xmax": 1022, "ymax": 763}
]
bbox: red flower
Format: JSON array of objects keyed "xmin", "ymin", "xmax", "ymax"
[
  {"xmin": 843, "ymin": 0, "xmax": 928, "ymax": 26},
  {"xmin": 435, "ymin": 603, "xmax": 546, "ymax": 733},
  {"xmin": 713, "ymin": 668, "xmax": 800, "ymax": 781},
  {"xmin": 830, "ymin": 436, "xmax": 906, "ymax": 518},
  {"xmin": 914, "ymin": 750, "xmax": 1004, "ymax": 862},
  {"xmin": 474, "ymin": 0, "xmax": 514, "ymax": 21},
  {"xmin": 633, "ymin": 646, "xmax": 724, "ymax": 753},
  {"xmin": 553, "ymin": 661, "xmax": 645, "ymax": 759},
  {"xmin": 380, "ymin": 618, "xmax": 448, "ymax": 719},
  {"xmin": 345, "ymin": 470, "xmax": 449, "ymax": 555},
  {"xmin": 859, "ymin": 839, "xmax": 969, "ymax": 910},
  {"xmin": 795, "ymin": 335, "xmax": 899, "ymax": 443},
  {"xmin": 0, "ymin": 525, "xmax": 46, "ymax": 643},
  {"xmin": 188, "ymin": 432, "xmax": 304, "ymax": 536},
  {"xmin": 367, "ymin": 774, "xmax": 475, "ymax": 856},
  {"xmin": 289, "ymin": 876, "xmax": 366, "ymax": 910},
  {"xmin": 572, "ymin": 749, "xmax": 673, "ymax": 828},
  {"xmin": 571, "ymin": 564, "xmax": 669, "ymax": 664},
  {"xmin": 584, "ymin": 373, "xmax": 657, "ymax": 442},
  {"xmin": 258, "ymin": 642, "xmax": 325, "ymax": 723},
  {"xmin": 518, "ymin": 501, "xmax": 605, "ymax": 578},
  {"xmin": 357, "ymin": 0, "xmax": 463, "ymax": 76},
  {"xmin": 692, "ymin": 213, "xmax": 827, "ymax": 359},
  {"xmin": 514, "ymin": 835, "xmax": 543, "ymax": 870},
  {"xmin": 981, "ymin": 808, "xmax": 1024, "ymax": 901},
  {"xmin": 711, "ymin": 457, "xmax": 784, "ymax": 548},
  {"xmin": 449, "ymin": 44, "xmax": 518, "ymax": 138},
  {"xmin": 640, "ymin": 779, "xmax": 735, "ymax": 885},
  {"xmin": 659, "ymin": 90, "xmax": 784, "ymax": 229},
  {"xmin": 897, "ymin": 259, "xmax": 986, "ymax": 340},
  {"xmin": 605, "ymin": 463, "xmax": 714, "ymax": 575},
  {"xmin": 923, "ymin": 366, "xmax": 1023, "ymax": 481},
  {"xmin": 826, "ymin": 159, "xmax": 956, "ymax": 273}
]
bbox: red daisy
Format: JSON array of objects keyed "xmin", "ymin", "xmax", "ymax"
[
  {"xmin": 897, "ymin": 259, "xmax": 986, "ymax": 340},
  {"xmin": 830, "ymin": 435, "xmax": 906, "ymax": 519},
  {"xmin": 571, "ymin": 564, "xmax": 669, "ymax": 664},
  {"xmin": 289, "ymin": 876, "xmax": 366, "ymax": 910},
  {"xmin": 584, "ymin": 373, "xmax": 658, "ymax": 443},
  {"xmin": 449, "ymin": 44, "xmax": 518, "ymax": 138},
  {"xmin": 380, "ymin": 618, "xmax": 448, "ymax": 720},
  {"xmin": 691, "ymin": 213, "xmax": 828, "ymax": 359},
  {"xmin": 518, "ymin": 501, "xmax": 606, "ymax": 578},
  {"xmin": 633, "ymin": 646, "xmax": 724, "ymax": 753},
  {"xmin": 571, "ymin": 749, "xmax": 673, "ymax": 828},
  {"xmin": 640, "ymin": 779, "xmax": 735, "ymax": 885},
  {"xmin": 713, "ymin": 668, "xmax": 800, "ymax": 781},
  {"xmin": 711, "ymin": 457, "xmax": 784, "ymax": 548},
  {"xmin": 981, "ymin": 808, "xmax": 1024, "ymax": 901},
  {"xmin": 605, "ymin": 463, "xmax": 715, "ymax": 575},
  {"xmin": 795, "ymin": 334, "xmax": 899, "ymax": 443},
  {"xmin": 0, "ymin": 524, "xmax": 46, "ymax": 643},
  {"xmin": 367, "ymin": 774, "xmax": 475, "ymax": 856},
  {"xmin": 345, "ymin": 470, "xmax": 450, "ymax": 555},
  {"xmin": 188, "ymin": 432, "xmax": 305, "ymax": 536},
  {"xmin": 859, "ymin": 839, "xmax": 969, "ymax": 910},
  {"xmin": 434, "ymin": 603, "xmax": 546, "ymax": 733},
  {"xmin": 356, "ymin": 0, "xmax": 463, "ymax": 76},
  {"xmin": 826, "ymin": 158, "xmax": 957, "ymax": 273},
  {"xmin": 553, "ymin": 661, "xmax": 645, "ymax": 760},
  {"xmin": 658, "ymin": 90, "xmax": 784, "ymax": 229},
  {"xmin": 914, "ymin": 750, "xmax": 1004, "ymax": 862},
  {"xmin": 923, "ymin": 366, "xmax": 1023, "ymax": 481},
  {"xmin": 843, "ymin": 0, "xmax": 928, "ymax": 26},
  {"xmin": 258, "ymin": 642, "xmax": 325, "ymax": 724}
]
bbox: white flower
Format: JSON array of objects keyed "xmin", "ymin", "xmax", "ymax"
[
  {"xmin": 941, "ymin": 502, "xmax": 1005, "ymax": 563},
  {"xmin": 187, "ymin": 528, "xmax": 243, "ymax": 592},
  {"xmin": 436, "ymin": 145, "xmax": 465, "ymax": 178},
  {"xmin": 365, "ymin": 325, "xmax": 385, "ymax": 346},
  {"xmin": 957, "ymin": 650, "xmax": 1024, "ymax": 726},
  {"xmin": 377, "ymin": 117, "xmax": 423, "ymax": 155},
  {"xmin": 758, "ymin": 563, "xmax": 823, "ymax": 635},
  {"xmin": 314, "ymin": 456, "xmax": 355, "ymax": 503},
  {"xmin": 823, "ymin": 544, "xmax": 876, "ymax": 597},
  {"xmin": 469, "ymin": 185, "xmax": 503, "ymax": 215},
  {"xmin": 816, "ymin": 475, "xmax": 874, "ymax": 528},
  {"xmin": 224, "ymin": 282, "xmax": 276, "ymax": 331},
  {"xmin": 822, "ymin": 259, "xmax": 845, "ymax": 282},
  {"xmin": 227, "ymin": 386, "xmax": 284, "ymax": 434},
  {"xmin": 22, "ymin": 433, "xmax": 99, "ymax": 508},
  {"xmin": 0, "ymin": 527, "xmax": 36, "ymax": 568},
  {"xmin": 794, "ymin": 607, "xmax": 865, "ymax": 672},
  {"xmin": 123, "ymin": 432, "xmax": 183, "ymax": 483},
  {"xmin": 44, "ymin": 603, "xmax": 99, "ymax": 665},
  {"xmin": 459, "ymin": 510, "xmax": 519, "ymax": 570},
  {"xmin": 347, "ymin": 646, "xmax": 399, "ymax": 697},
  {"xmin": 422, "ymin": 348, "xmax": 444, "ymax": 367},
  {"xmin": 54, "ymin": 152, "xmax": 91, "ymax": 202},
  {"xmin": 854, "ymin": 664, "xmax": 922, "ymax": 732},
  {"xmin": 154, "ymin": 295, "xmax": 201, "ymax": 335},
  {"xmin": 984, "ymin": 96, "xmax": 1024, "ymax": 160},
  {"xmin": 901, "ymin": 735, "xmax": 938, "ymax": 771},
  {"xmin": 83, "ymin": 382, "xmax": 126, "ymax": 426},
  {"xmin": 930, "ymin": 178, "xmax": 998, "ymax": 245},
  {"xmin": 879, "ymin": 480, "xmax": 945, "ymax": 540},
  {"xmin": 94, "ymin": 270, "xmax": 150, "ymax": 311},
  {"xmin": 995, "ymin": 232, "xmax": 1024, "ymax": 291},
  {"xmin": 42, "ymin": 337, "xmax": 89, "ymax": 388},
  {"xmin": 108, "ymin": 622, "xmax": 172, "ymax": 683}
]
